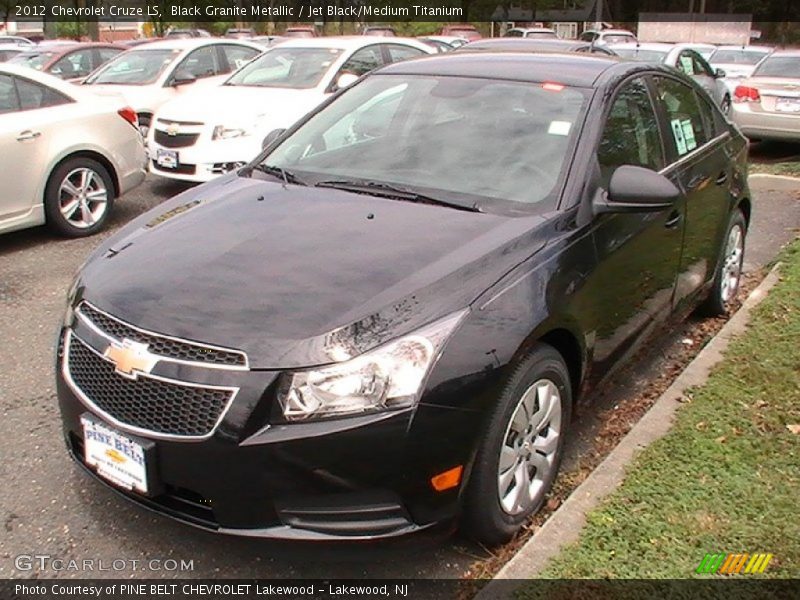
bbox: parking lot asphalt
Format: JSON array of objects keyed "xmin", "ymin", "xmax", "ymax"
[{"xmin": 1, "ymin": 170, "xmax": 799, "ymax": 579}]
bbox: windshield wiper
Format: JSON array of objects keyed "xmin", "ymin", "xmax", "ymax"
[
  {"xmin": 315, "ymin": 180, "xmax": 482, "ymax": 213},
  {"xmin": 249, "ymin": 164, "xmax": 306, "ymax": 186}
]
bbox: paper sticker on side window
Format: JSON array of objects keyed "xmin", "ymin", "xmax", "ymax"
[
  {"xmin": 679, "ymin": 56, "xmax": 694, "ymax": 75},
  {"xmin": 548, "ymin": 121, "xmax": 571, "ymax": 136},
  {"xmin": 671, "ymin": 118, "xmax": 688, "ymax": 155},
  {"xmin": 681, "ymin": 119, "xmax": 697, "ymax": 151}
]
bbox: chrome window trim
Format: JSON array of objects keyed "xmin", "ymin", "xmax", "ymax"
[
  {"xmin": 76, "ymin": 301, "xmax": 249, "ymax": 371},
  {"xmin": 659, "ymin": 131, "xmax": 730, "ymax": 175},
  {"xmin": 63, "ymin": 330, "xmax": 240, "ymax": 442}
]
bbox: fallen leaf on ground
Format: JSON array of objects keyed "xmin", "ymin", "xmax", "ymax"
[{"xmin": 787, "ymin": 424, "xmax": 800, "ymax": 435}]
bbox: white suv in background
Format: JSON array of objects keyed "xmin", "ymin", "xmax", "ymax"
[{"xmin": 147, "ymin": 37, "xmax": 433, "ymax": 183}]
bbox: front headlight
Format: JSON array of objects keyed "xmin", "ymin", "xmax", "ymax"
[
  {"xmin": 278, "ymin": 310, "xmax": 467, "ymax": 422},
  {"xmin": 212, "ymin": 125, "xmax": 250, "ymax": 140}
]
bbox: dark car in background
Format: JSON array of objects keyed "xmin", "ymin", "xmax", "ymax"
[
  {"xmin": 57, "ymin": 52, "xmax": 749, "ymax": 545},
  {"xmin": 8, "ymin": 41, "xmax": 124, "ymax": 81}
]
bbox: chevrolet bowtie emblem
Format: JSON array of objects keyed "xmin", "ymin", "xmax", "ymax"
[
  {"xmin": 166, "ymin": 123, "xmax": 179, "ymax": 136},
  {"xmin": 104, "ymin": 339, "xmax": 158, "ymax": 379}
]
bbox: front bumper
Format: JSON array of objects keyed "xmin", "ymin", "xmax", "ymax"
[
  {"xmin": 56, "ymin": 310, "xmax": 478, "ymax": 540},
  {"xmin": 147, "ymin": 135, "xmax": 260, "ymax": 183}
]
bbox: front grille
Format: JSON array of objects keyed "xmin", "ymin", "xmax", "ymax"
[
  {"xmin": 66, "ymin": 334, "xmax": 235, "ymax": 438},
  {"xmin": 154, "ymin": 129, "xmax": 199, "ymax": 148},
  {"xmin": 78, "ymin": 303, "xmax": 247, "ymax": 367}
]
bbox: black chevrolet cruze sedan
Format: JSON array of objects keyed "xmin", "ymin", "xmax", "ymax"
[{"xmin": 56, "ymin": 52, "xmax": 750, "ymax": 545}]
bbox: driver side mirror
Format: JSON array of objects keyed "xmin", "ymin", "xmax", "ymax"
[
  {"xmin": 171, "ymin": 70, "xmax": 197, "ymax": 86},
  {"xmin": 715, "ymin": 68, "xmax": 726, "ymax": 79},
  {"xmin": 333, "ymin": 72, "xmax": 359, "ymax": 92},
  {"xmin": 261, "ymin": 128, "xmax": 286, "ymax": 150},
  {"xmin": 594, "ymin": 165, "xmax": 679, "ymax": 214}
]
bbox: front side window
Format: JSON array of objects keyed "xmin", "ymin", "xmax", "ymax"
[
  {"xmin": 225, "ymin": 47, "xmax": 343, "ymax": 89},
  {"xmin": 655, "ymin": 76, "xmax": 710, "ymax": 157},
  {"xmin": 598, "ymin": 78, "xmax": 664, "ymax": 183},
  {"xmin": 85, "ymin": 49, "xmax": 180, "ymax": 85},
  {"xmin": 262, "ymin": 74, "xmax": 588, "ymax": 210},
  {"xmin": 176, "ymin": 45, "xmax": 220, "ymax": 79},
  {"xmin": 340, "ymin": 46, "xmax": 383, "ymax": 77},
  {"xmin": 51, "ymin": 49, "xmax": 94, "ymax": 78}
]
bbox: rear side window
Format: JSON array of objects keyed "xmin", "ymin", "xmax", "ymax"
[
  {"xmin": 0, "ymin": 74, "xmax": 20, "ymax": 113},
  {"xmin": 654, "ymin": 76, "xmax": 709, "ymax": 156},
  {"xmin": 220, "ymin": 44, "xmax": 260, "ymax": 72},
  {"xmin": 598, "ymin": 77, "xmax": 664, "ymax": 183},
  {"xmin": 384, "ymin": 44, "xmax": 426, "ymax": 63},
  {"xmin": 14, "ymin": 76, "xmax": 72, "ymax": 110}
]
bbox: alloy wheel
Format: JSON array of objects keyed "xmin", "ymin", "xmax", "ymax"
[
  {"xmin": 58, "ymin": 168, "xmax": 109, "ymax": 229},
  {"xmin": 720, "ymin": 223, "xmax": 744, "ymax": 304},
  {"xmin": 497, "ymin": 378, "xmax": 562, "ymax": 515}
]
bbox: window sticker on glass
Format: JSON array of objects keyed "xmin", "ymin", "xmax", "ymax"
[
  {"xmin": 681, "ymin": 118, "xmax": 697, "ymax": 151},
  {"xmin": 679, "ymin": 56, "xmax": 694, "ymax": 75},
  {"xmin": 671, "ymin": 118, "xmax": 688, "ymax": 155},
  {"xmin": 548, "ymin": 120, "xmax": 571, "ymax": 136}
]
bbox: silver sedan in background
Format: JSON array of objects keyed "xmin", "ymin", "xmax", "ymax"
[
  {"xmin": 0, "ymin": 64, "xmax": 146, "ymax": 237},
  {"xmin": 730, "ymin": 50, "xmax": 800, "ymax": 141},
  {"xmin": 610, "ymin": 42, "xmax": 731, "ymax": 113}
]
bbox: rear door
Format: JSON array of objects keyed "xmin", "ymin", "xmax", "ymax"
[
  {"xmin": 587, "ymin": 75, "xmax": 684, "ymax": 367},
  {"xmin": 652, "ymin": 75, "xmax": 732, "ymax": 309}
]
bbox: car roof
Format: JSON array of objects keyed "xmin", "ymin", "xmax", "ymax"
[
  {"xmin": 134, "ymin": 38, "xmax": 256, "ymax": 51},
  {"xmin": 713, "ymin": 45, "xmax": 772, "ymax": 52},
  {"xmin": 277, "ymin": 36, "xmax": 426, "ymax": 50},
  {"xmin": 377, "ymin": 52, "xmax": 624, "ymax": 87},
  {"xmin": 609, "ymin": 42, "xmax": 673, "ymax": 51},
  {"xmin": 464, "ymin": 38, "xmax": 588, "ymax": 51},
  {"xmin": 509, "ymin": 27, "xmax": 555, "ymax": 32},
  {"xmin": 763, "ymin": 50, "xmax": 800, "ymax": 58}
]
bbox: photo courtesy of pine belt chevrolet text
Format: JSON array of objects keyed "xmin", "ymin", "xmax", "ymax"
[{"xmin": 56, "ymin": 51, "xmax": 750, "ymax": 546}]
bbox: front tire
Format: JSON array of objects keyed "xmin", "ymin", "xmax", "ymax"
[
  {"xmin": 463, "ymin": 344, "xmax": 572, "ymax": 546},
  {"xmin": 700, "ymin": 209, "xmax": 747, "ymax": 316},
  {"xmin": 44, "ymin": 157, "xmax": 114, "ymax": 237}
]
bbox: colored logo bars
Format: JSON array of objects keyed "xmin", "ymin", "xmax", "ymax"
[{"xmin": 696, "ymin": 553, "xmax": 773, "ymax": 574}]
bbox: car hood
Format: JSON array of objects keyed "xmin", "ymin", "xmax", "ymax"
[
  {"xmin": 76, "ymin": 175, "xmax": 548, "ymax": 368},
  {"xmin": 156, "ymin": 85, "xmax": 326, "ymax": 129}
]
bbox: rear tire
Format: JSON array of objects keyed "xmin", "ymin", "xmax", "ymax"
[
  {"xmin": 463, "ymin": 343, "xmax": 572, "ymax": 546},
  {"xmin": 44, "ymin": 157, "xmax": 114, "ymax": 238},
  {"xmin": 699, "ymin": 209, "xmax": 747, "ymax": 316}
]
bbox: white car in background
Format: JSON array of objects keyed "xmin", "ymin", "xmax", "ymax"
[
  {"xmin": 148, "ymin": 36, "xmax": 434, "ymax": 183},
  {"xmin": 610, "ymin": 42, "xmax": 731, "ymax": 113},
  {"xmin": 81, "ymin": 38, "xmax": 264, "ymax": 137},
  {"xmin": 579, "ymin": 28, "xmax": 637, "ymax": 46},
  {"xmin": 0, "ymin": 64, "xmax": 145, "ymax": 237},
  {"xmin": 708, "ymin": 45, "xmax": 773, "ymax": 91}
]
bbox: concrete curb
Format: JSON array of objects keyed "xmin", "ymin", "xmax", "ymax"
[
  {"xmin": 749, "ymin": 173, "xmax": 800, "ymax": 182},
  {"xmin": 476, "ymin": 265, "xmax": 782, "ymax": 598}
]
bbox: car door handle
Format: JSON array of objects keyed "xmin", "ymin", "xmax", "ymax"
[
  {"xmin": 16, "ymin": 130, "xmax": 41, "ymax": 141},
  {"xmin": 665, "ymin": 210, "xmax": 683, "ymax": 229},
  {"xmin": 715, "ymin": 171, "xmax": 728, "ymax": 185}
]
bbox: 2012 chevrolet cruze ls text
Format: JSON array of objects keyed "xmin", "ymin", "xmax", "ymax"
[{"xmin": 57, "ymin": 53, "xmax": 750, "ymax": 545}]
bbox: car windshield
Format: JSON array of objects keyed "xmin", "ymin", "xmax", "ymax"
[
  {"xmin": 258, "ymin": 74, "xmax": 588, "ymax": 210},
  {"xmin": 753, "ymin": 56, "xmax": 800, "ymax": 78},
  {"xmin": 613, "ymin": 48, "xmax": 668, "ymax": 62},
  {"xmin": 710, "ymin": 49, "xmax": 768, "ymax": 64},
  {"xmin": 225, "ymin": 47, "xmax": 343, "ymax": 89},
  {"xmin": 84, "ymin": 48, "xmax": 180, "ymax": 85},
  {"xmin": 8, "ymin": 51, "xmax": 55, "ymax": 70}
]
